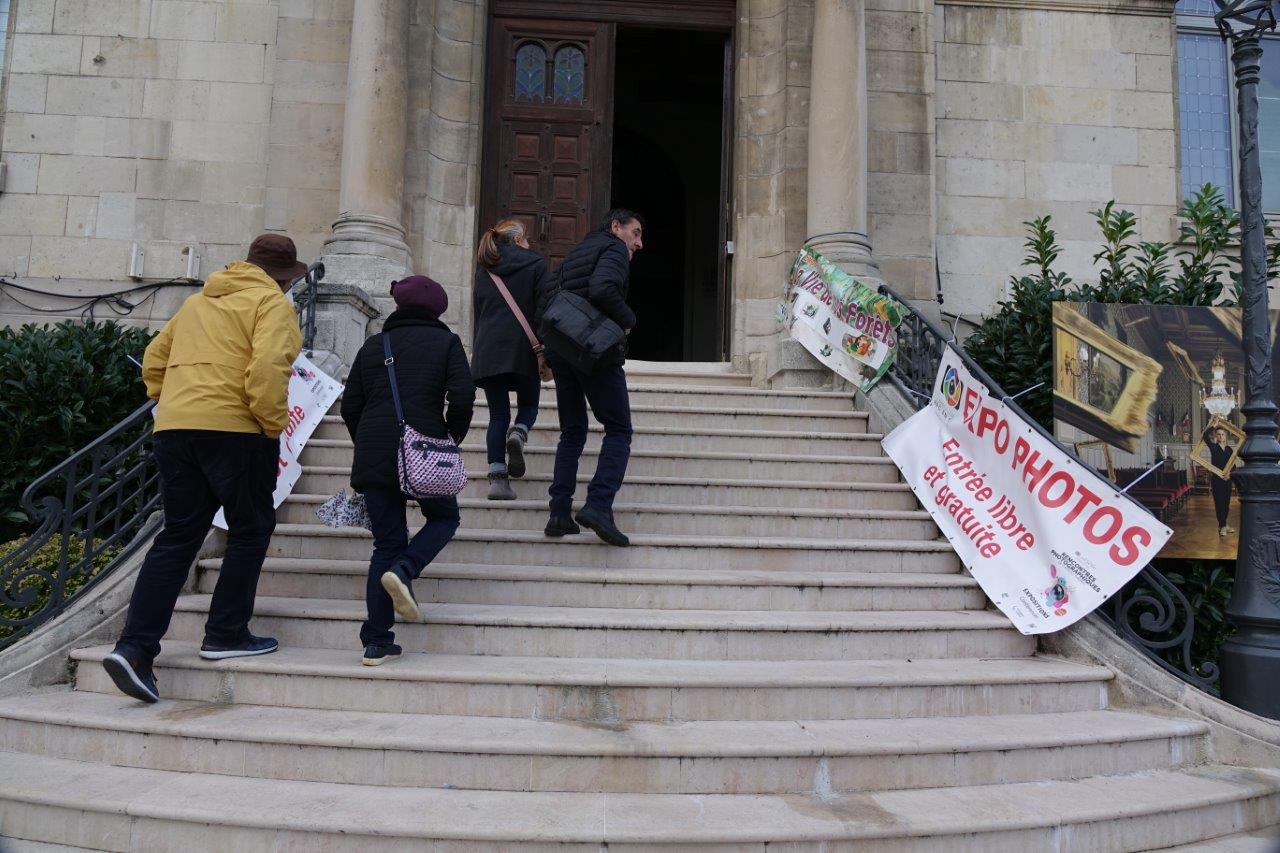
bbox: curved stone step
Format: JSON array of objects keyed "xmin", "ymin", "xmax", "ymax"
[
  {"xmin": 2, "ymin": 752, "xmax": 1277, "ymax": 850},
  {"xmin": 315, "ymin": 420, "xmax": 884, "ymax": 454},
  {"xmin": 509, "ymin": 381, "xmax": 855, "ymax": 410},
  {"xmin": 196, "ymin": 559, "xmax": 985, "ymax": 611},
  {"xmin": 1161, "ymin": 830, "xmax": 1280, "ymax": 851},
  {"xmin": 71, "ymin": 643, "xmax": 1109, "ymax": 720},
  {"xmin": 166, "ymin": 596, "xmax": 1033, "ymax": 660},
  {"xmin": 277, "ymin": 495, "xmax": 940, "ymax": 539},
  {"xmin": 296, "ymin": 468, "xmax": 921, "ymax": 510},
  {"xmin": 313, "ymin": 402, "xmax": 870, "ymax": 435},
  {"xmin": 300, "ymin": 440, "xmax": 903, "ymax": 482},
  {"xmin": 263, "ymin": 524, "xmax": 959, "ymax": 573},
  {"xmin": 0, "ymin": 692, "xmax": 1207, "ymax": 795}
]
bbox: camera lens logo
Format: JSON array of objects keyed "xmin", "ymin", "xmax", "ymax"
[{"xmin": 942, "ymin": 366, "xmax": 964, "ymax": 408}]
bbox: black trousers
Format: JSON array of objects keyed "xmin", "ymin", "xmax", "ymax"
[
  {"xmin": 116, "ymin": 430, "xmax": 278, "ymax": 662},
  {"xmin": 547, "ymin": 354, "xmax": 632, "ymax": 517},
  {"xmin": 360, "ymin": 488, "xmax": 460, "ymax": 647},
  {"xmin": 1211, "ymin": 476, "xmax": 1232, "ymax": 527}
]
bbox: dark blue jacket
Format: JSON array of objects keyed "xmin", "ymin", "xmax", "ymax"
[{"xmin": 545, "ymin": 229, "xmax": 636, "ymax": 330}]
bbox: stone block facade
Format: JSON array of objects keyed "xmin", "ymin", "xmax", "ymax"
[{"xmin": 0, "ymin": 0, "xmax": 1181, "ymax": 369}]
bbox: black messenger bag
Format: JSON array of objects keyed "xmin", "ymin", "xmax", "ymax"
[{"xmin": 538, "ymin": 288, "xmax": 627, "ymax": 374}]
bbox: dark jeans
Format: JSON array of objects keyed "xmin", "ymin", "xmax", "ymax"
[
  {"xmin": 116, "ymin": 430, "xmax": 278, "ymax": 663},
  {"xmin": 361, "ymin": 487, "xmax": 460, "ymax": 647},
  {"xmin": 479, "ymin": 374, "xmax": 541, "ymax": 466},
  {"xmin": 548, "ymin": 355, "xmax": 632, "ymax": 517},
  {"xmin": 1212, "ymin": 476, "xmax": 1232, "ymax": 527}
]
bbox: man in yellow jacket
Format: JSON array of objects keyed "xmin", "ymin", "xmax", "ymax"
[{"xmin": 103, "ymin": 234, "xmax": 304, "ymax": 703}]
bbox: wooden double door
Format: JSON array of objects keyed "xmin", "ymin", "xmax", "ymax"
[{"xmin": 481, "ymin": 18, "xmax": 614, "ymax": 268}]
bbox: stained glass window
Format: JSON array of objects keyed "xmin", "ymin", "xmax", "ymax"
[
  {"xmin": 1178, "ymin": 33, "xmax": 1234, "ymax": 206},
  {"xmin": 514, "ymin": 43, "xmax": 546, "ymax": 103},
  {"xmin": 1261, "ymin": 40, "xmax": 1280, "ymax": 211},
  {"xmin": 553, "ymin": 46, "xmax": 586, "ymax": 105}
]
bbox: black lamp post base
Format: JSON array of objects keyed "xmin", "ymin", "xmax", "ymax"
[{"xmin": 1219, "ymin": 625, "xmax": 1280, "ymax": 719}]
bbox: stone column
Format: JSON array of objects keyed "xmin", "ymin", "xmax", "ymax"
[
  {"xmin": 323, "ymin": 0, "xmax": 412, "ymax": 313},
  {"xmin": 805, "ymin": 0, "xmax": 880, "ymax": 280}
]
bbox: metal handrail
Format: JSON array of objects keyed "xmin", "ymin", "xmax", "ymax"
[
  {"xmin": 0, "ymin": 401, "xmax": 161, "ymax": 650},
  {"xmin": 880, "ymin": 283, "xmax": 1221, "ymax": 693},
  {"xmin": 292, "ymin": 261, "xmax": 326, "ymax": 354}
]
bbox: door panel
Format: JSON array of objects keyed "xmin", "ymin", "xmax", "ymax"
[{"xmin": 482, "ymin": 18, "xmax": 614, "ymax": 268}]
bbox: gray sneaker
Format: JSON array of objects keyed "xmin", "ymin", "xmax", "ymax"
[
  {"xmin": 506, "ymin": 426, "xmax": 528, "ymax": 479},
  {"xmin": 488, "ymin": 472, "xmax": 517, "ymax": 500}
]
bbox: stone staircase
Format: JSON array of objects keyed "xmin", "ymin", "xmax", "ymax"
[{"xmin": 1, "ymin": 363, "xmax": 1278, "ymax": 850}]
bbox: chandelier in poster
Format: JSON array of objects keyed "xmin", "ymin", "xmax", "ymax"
[{"xmin": 883, "ymin": 347, "xmax": 1172, "ymax": 635}]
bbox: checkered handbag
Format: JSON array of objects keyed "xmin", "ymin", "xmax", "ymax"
[
  {"xmin": 315, "ymin": 489, "xmax": 372, "ymax": 530},
  {"xmin": 381, "ymin": 333, "xmax": 467, "ymax": 498}
]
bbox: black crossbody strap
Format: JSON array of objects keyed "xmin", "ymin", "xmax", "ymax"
[{"xmin": 381, "ymin": 333, "xmax": 406, "ymax": 425}]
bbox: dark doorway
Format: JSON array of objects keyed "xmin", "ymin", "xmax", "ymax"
[{"xmin": 609, "ymin": 27, "xmax": 728, "ymax": 362}]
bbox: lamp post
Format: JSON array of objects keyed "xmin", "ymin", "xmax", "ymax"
[{"xmin": 1214, "ymin": 0, "xmax": 1280, "ymax": 719}]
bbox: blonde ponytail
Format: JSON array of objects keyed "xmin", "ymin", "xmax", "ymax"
[{"xmin": 476, "ymin": 219, "xmax": 527, "ymax": 268}]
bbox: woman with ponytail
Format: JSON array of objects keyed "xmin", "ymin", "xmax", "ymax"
[{"xmin": 471, "ymin": 220, "xmax": 552, "ymax": 500}]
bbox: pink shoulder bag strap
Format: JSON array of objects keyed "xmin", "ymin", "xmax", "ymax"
[{"xmin": 487, "ymin": 271, "xmax": 552, "ymax": 381}]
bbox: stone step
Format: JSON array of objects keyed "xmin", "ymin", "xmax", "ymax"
[
  {"xmin": 280, "ymin": 495, "xmax": 940, "ymax": 539},
  {"xmin": 0, "ymin": 692, "xmax": 1207, "ymax": 795},
  {"xmin": 1161, "ymin": 831, "xmax": 1280, "ymax": 851},
  {"xmin": 71, "ymin": 643, "xmax": 1111, "ymax": 720},
  {"xmin": 166, "ymin": 596, "xmax": 1032, "ymax": 660},
  {"xmin": 263, "ymin": 524, "xmax": 960, "ymax": 573},
  {"xmin": 196, "ymin": 559, "xmax": 985, "ymax": 611},
  {"xmin": 623, "ymin": 360, "xmax": 755, "ymax": 387},
  {"xmin": 461, "ymin": 381, "xmax": 857, "ymax": 411},
  {"xmin": 301, "ymin": 442, "xmax": 902, "ymax": 483},
  {"xmin": 304, "ymin": 420, "xmax": 885, "ymax": 455},
  {"xmin": 467, "ymin": 402, "xmax": 869, "ymax": 432},
  {"xmin": 297, "ymin": 467, "xmax": 922, "ymax": 511},
  {"xmin": 3, "ymin": 751, "xmax": 1277, "ymax": 851}
]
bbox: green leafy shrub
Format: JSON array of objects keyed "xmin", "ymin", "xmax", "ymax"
[
  {"xmin": 960, "ymin": 185, "xmax": 1265, "ymax": 687},
  {"xmin": 0, "ymin": 320, "xmax": 153, "ymax": 540},
  {"xmin": 0, "ymin": 536, "xmax": 121, "ymax": 644}
]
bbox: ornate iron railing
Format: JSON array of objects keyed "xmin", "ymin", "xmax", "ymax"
[
  {"xmin": 0, "ymin": 401, "xmax": 161, "ymax": 650},
  {"xmin": 292, "ymin": 261, "xmax": 326, "ymax": 354},
  {"xmin": 879, "ymin": 284, "xmax": 1221, "ymax": 694}
]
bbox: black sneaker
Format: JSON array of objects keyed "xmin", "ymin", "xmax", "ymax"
[
  {"xmin": 362, "ymin": 643, "xmax": 402, "ymax": 667},
  {"xmin": 575, "ymin": 505, "xmax": 630, "ymax": 547},
  {"xmin": 199, "ymin": 634, "xmax": 279, "ymax": 660},
  {"xmin": 102, "ymin": 648, "xmax": 159, "ymax": 703},
  {"xmin": 380, "ymin": 564, "xmax": 422, "ymax": 621},
  {"xmin": 544, "ymin": 515, "xmax": 582, "ymax": 537},
  {"xmin": 506, "ymin": 426, "xmax": 528, "ymax": 479}
]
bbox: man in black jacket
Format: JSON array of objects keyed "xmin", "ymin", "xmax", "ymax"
[{"xmin": 542, "ymin": 209, "xmax": 643, "ymax": 546}]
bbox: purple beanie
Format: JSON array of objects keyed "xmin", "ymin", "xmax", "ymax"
[{"xmin": 391, "ymin": 275, "xmax": 448, "ymax": 317}]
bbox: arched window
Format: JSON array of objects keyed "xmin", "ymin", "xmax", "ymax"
[
  {"xmin": 553, "ymin": 45, "xmax": 586, "ymax": 105},
  {"xmin": 514, "ymin": 42, "xmax": 547, "ymax": 103}
]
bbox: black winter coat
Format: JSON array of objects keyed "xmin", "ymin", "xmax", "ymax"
[
  {"xmin": 542, "ymin": 229, "xmax": 636, "ymax": 330},
  {"xmin": 471, "ymin": 245, "xmax": 550, "ymax": 384},
  {"xmin": 341, "ymin": 309, "xmax": 476, "ymax": 493}
]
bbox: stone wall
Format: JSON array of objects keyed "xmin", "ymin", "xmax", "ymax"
[{"xmin": 935, "ymin": 2, "xmax": 1178, "ymax": 319}]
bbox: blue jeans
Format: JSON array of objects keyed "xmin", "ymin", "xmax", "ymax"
[
  {"xmin": 548, "ymin": 355, "xmax": 632, "ymax": 517},
  {"xmin": 479, "ymin": 374, "xmax": 541, "ymax": 468},
  {"xmin": 117, "ymin": 430, "xmax": 278, "ymax": 663},
  {"xmin": 360, "ymin": 488, "xmax": 460, "ymax": 647}
]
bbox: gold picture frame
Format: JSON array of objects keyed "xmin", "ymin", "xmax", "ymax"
[
  {"xmin": 1052, "ymin": 304, "xmax": 1163, "ymax": 453},
  {"xmin": 1190, "ymin": 415, "xmax": 1245, "ymax": 480},
  {"xmin": 1073, "ymin": 439, "xmax": 1116, "ymax": 481},
  {"xmin": 1165, "ymin": 341, "xmax": 1205, "ymax": 386}
]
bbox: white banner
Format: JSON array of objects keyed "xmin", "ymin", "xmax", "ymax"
[
  {"xmin": 882, "ymin": 349, "xmax": 1172, "ymax": 634},
  {"xmin": 214, "ymin": 354, "xmax": 343, "ymax": 530}
]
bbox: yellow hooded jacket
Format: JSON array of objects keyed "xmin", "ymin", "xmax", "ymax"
[{"xmin": 143, "ymin": 262, "xmax": 303, "ymax": 437}]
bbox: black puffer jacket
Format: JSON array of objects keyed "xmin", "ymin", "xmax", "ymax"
[
  {"xmin": 341, "ymin": 309, "xmax": 475, "ymax": 492},
  {"xmin": 543, "ymin": 229, "xmax": 636, "ymax": 330},
  {"xmin": 471, "ymin": 245, "xmax": 550, "ymax": 384}
]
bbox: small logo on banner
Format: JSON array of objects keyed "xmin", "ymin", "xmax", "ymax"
[
  {"xmin": 1043, "ymin": 565, "xmax": 1070, "ymax": 617},
  {"xmin": 942, "ymin": 365, "xmax": 964, "ymax": 408}
]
